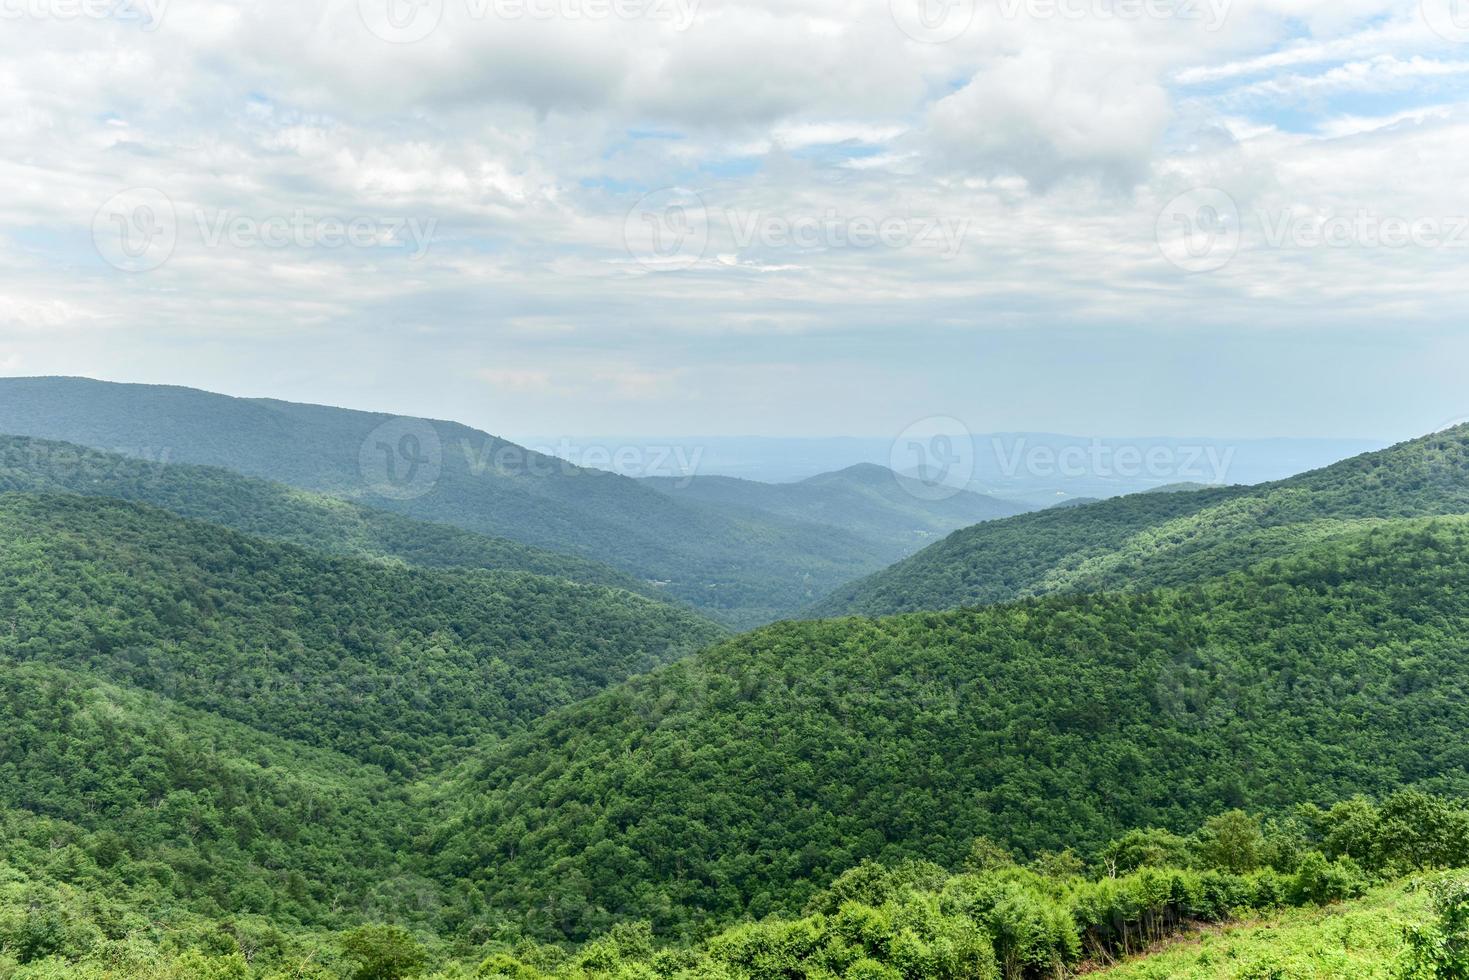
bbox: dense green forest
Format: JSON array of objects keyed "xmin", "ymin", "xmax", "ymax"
[
  {"xmin": 4, "ymin": 787, "xmax": 1467, "ymax": 978},
  {"xmin": 0, "ymin": 493, "xmax": 723, "ymax": 774},
  {"xmin": 0, "ymin": 435, "xmax": 652, "ymax": 595},
  {"xmin": 815, "ymin": 425, "xmax": 1469, "ymax": 617},
  {"xmin": 0, "ymin": 378, "xmax": 934, "ymax": 627},
  {"xmin": 431, "ymin": 517, "xmax": 1469, "ymax": 939}
]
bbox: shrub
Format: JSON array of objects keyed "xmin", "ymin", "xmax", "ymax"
[
  {"xmin": 1399, "ymin": 875, "xmax": 1469, "ymax": 979},
  {"xmin": 1290, "ymin": 852, "xmax": 1364, "ymax": 906}
]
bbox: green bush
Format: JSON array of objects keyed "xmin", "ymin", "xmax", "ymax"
[{"xmin": 1400, "ymin": 875, "xmax": 1469, "ymax": 979}]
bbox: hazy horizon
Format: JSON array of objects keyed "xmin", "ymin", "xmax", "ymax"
[{"xmin": 0, "ymin": 372, "xmax": 1450, "ymax": 448}]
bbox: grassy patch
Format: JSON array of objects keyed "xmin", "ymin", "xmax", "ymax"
[{"xmin": 1094, "ymin": 880, "xmax": 1431, "ymax": 979}]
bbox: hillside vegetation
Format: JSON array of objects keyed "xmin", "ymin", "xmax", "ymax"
[
  {"xmin": 5, "ymin": 386, "xmax": 1469, "ymax": 978},
  {"xmin": 432, "ymin": 517, "xmax": 1469, "ymax": 938},
  {"xmin": 1094, "ymin": 878, "xmax": 1429, "ymax": 979},
  {"xmin": 0, "ymin": 493, "xmax": 723, "ymax": 775},
  {"xmin": 0, "ymin": 663, "xmax": 426, "ymax": 933},
  {"xmin": 815, "ymin": 426, "xmax": 1469, "ymax": 617},
  {"xmin": 7, "ymin": 789, "xmax": 1467, "ymax": 978}
]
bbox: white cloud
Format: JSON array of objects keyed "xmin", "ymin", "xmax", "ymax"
[
  {"xmin": 926, "ymin": 47, "xmax": 1172, "ymax": 188},
  {"xmin": 0, "ymin": 0, "xmax": 1465, "ymax": 436}
]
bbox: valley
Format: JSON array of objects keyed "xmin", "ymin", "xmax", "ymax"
[{"xmin": 1, "ymin": 384, "xmax": 1467, "ymax": 977}]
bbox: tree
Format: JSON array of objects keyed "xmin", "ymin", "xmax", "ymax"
[
  {"xmin": 340, "ymin": 925, "xmax": 429, "ymax": 980},
  {"xmin": 1100, "ymin": 829, "xmax": 1190, "ymax": 878},
  {"xmin": 965, "ymin": 837, "xmax": 1017, "ymax": 874},
  {"xmin": 1193, "ymin": 811, "xmax": 1265, "ymax": 874}
]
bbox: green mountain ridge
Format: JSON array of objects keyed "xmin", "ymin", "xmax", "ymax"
[{"xmin": 813, "ymin": 425, "xmax": 1469, "ymax": 617}]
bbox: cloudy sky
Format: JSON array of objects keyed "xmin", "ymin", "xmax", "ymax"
[{"xmin": 1, "ymin": 0, "xmax": 1466, "ymax": 440}]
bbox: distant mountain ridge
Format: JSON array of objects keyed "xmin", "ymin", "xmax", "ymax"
[
  {"xmin": 532, "ymin": 432, "xmax": 1385, "ymax": 495},
  {"xmin": 0, "ymin": 377, "xmax": 890, "ymax": 627},
  {"xmin": 0, "ymin": 433, "xmax": 655, "ymax": 596},
  {"xmin": 642, "ymin": 462, "xmax": 1031, "ymax": 562}
]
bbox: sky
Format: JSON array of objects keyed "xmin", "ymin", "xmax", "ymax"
[{"xmin": 0, "ymin": 0, "xmax": 1466, "ymax": 441}]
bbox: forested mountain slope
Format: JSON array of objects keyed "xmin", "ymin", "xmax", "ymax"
[
  {"xmin": 0, "ymin": 493, "xmax": 724, "ymax": 775},
  {"xmin": 0, "ymin": 663, "xmax": 432, "ymax": 932},
  {"xmin": 0, "ymin": 434, "xmax": 651, "ymax": 595},
  {"xmin": 430, "ymin": 517, "xmax": 1469, "ymax": 939},
  {"xmin": 814, "ymin": 425, "xmax": 1469, "ymax": 617},
  {"xmin": 0, "ymin": 377, "xmax": 886, "ymax": 627},
  {"xmin": 643, "ymin": 463, "xmax": 1030, "ymax": 561}
]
